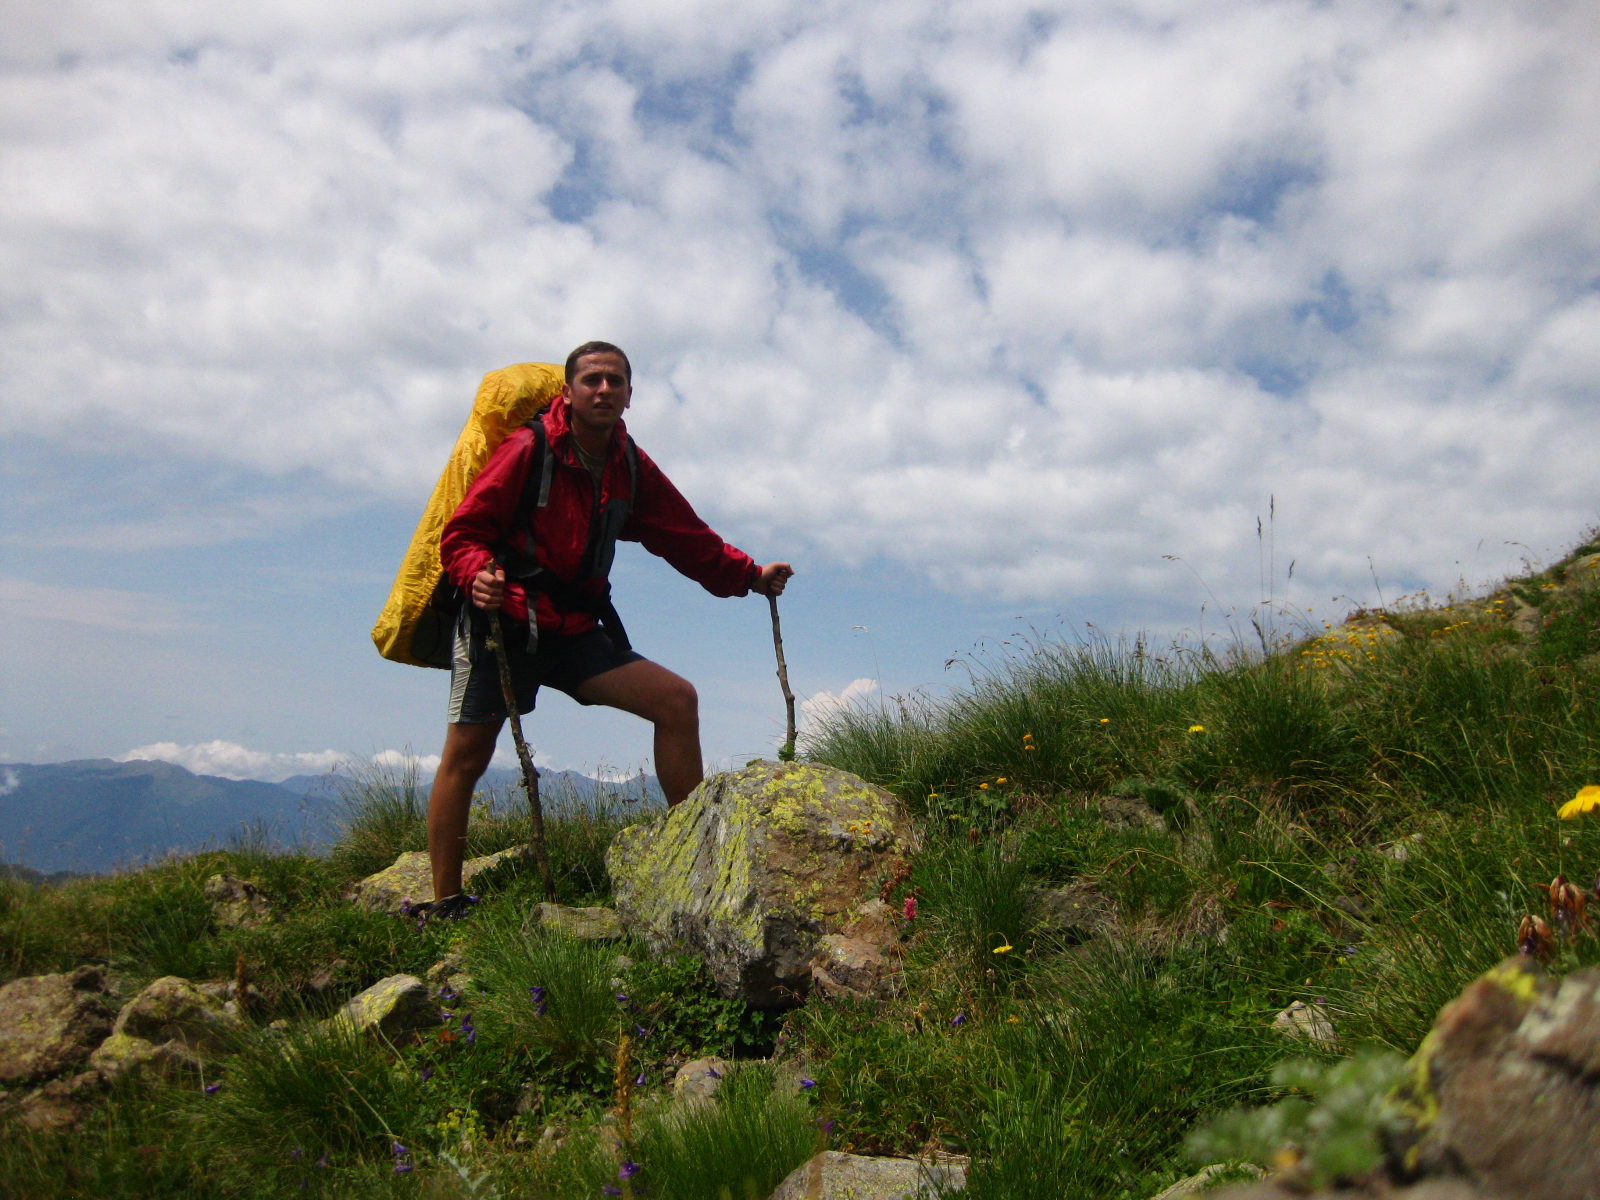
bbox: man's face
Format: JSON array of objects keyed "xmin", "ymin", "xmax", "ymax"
[{"xmin": 566, "ymin": 352, "xmax": 632, "ymax": 434}]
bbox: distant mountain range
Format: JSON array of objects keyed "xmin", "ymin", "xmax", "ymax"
[{"xmin": 0, "ymin": 759, "xmax": 661, "ymax": 876}]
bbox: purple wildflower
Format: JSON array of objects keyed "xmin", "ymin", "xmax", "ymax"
[
  {"xmin": 619, "ymin": 1160, "xmax": 642, "ymax": 1179},
  {"xmin": 392, "ymin": 1142, "xmax": 408, "ymax": 1157},
  {"xmin": 530, "ymin": 985, "xmax": 548, "ymax": 1016},
  {"xmin": 950, "ymin": 1012, "xmax": 966, "ymax": 1027},
  {"xmin": 399, "ymin": 900, "xmax": 415, "ymax": 917},
  {"xmin": 461, "ymin": 1014, "xmax": 476, "ymax": 1045},
  {"xmin": 316, "ymin": 1155, "xmax": 329, "ymax": 1169},
  {"xmin": 439, "ymin": 986, "xmax": 459, "ymax": 1004},
  {"xmin": 420, "ymin": 1067, "xmax": 434, "ymax": 1081},
  {"xmin": 290, "ymin": 1147, "xmax": 303, "ymax": 1160},
  {"xmin": 616, "ymin": 993, "xmax": 630, "ymax": 1004},
  {"xmin": 634, "ymin": 1071, "xmax": 645, "ymax": 1086},
  {"xmin": 204, "ymin": 1082, "xmax": 221, "ymax": 1095},
  {"xmin": 634, "ymin": 1025, "xmax": 649, "ymax": 1039},
  {"xmin": 394, "ymin": 1163, "xmax": 413, "ymax": 1174},
  {"xmin": 817, "ymin": 1119, "xmax": 835, "ymax": 1133},
  {"xmin": 799, "ymin": 1077, "xmax": 816, "ymax": 1090}
]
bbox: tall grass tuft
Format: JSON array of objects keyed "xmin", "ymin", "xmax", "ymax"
[{"xmin": 326, "ymin": 759, "xmax": 431, "ymax": 880}]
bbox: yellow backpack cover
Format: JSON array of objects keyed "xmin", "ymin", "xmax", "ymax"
[{"xmin": 371, "ymin": 362, "xmax": 565, "ymax": 668}]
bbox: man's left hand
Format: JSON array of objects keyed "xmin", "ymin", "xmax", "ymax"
[{"xmin": 753, "ymin": 562, "xmax": 794, "ymax": 597}]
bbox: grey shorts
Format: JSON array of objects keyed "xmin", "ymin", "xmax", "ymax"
[{"xmin": 446, "ymin": 606, "xmax": 645, "ymax": 724}]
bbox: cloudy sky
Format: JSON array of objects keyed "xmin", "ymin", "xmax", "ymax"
[{"xmin": 2, "ymin": 0, "xmax": 1597, "ymax": 780}]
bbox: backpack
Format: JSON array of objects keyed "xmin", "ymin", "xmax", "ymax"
[{"xmin": 370, "ymin": 362, "xmax": 564, "ymax": 668}]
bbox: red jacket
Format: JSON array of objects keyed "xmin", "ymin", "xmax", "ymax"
[{"xmin": 440, "ymin": 396, "xmax": 757, "ymax": 633}]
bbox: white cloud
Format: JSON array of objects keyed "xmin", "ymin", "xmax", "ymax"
[
  {"xmin": 0, "ymin": 768, "xmax": 18, "ymax": 797},
  {"xmin": 118, "ymin": 740, "xmax": 349, "ymax": 781},
  {"xmin": 2, "ymin": 0, "xmax": 1598, "ymax": 616},
  {"xmin": 370, "ymin": 748, "xmax": 444, "ymax": 775},
  {"xmin": 0, "ymin": 577, "xmax": 189, "ymax": 633},
  {"xmin": 801, "ymin": 678, "xmax": 880, "ymax": 730}
]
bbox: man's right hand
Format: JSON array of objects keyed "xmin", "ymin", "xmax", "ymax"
[{"xmin": 471, "ymin": 564, "xmax": 506, "ymax": 611}]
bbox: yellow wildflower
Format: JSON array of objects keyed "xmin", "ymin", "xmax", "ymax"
[
  {"xmin": 1558, "ymin": 785, "xmax": 1600, "ymax": 820},
  {"xmin": 992, "ymin": 943, "xmax": 1014, "ymax": 954},
  {"xmin": 979, "ymin": 783, "xmax": 989, "ymax": 790},
  {"xmin": 1099, "ymin": 718, "xmax": 1111, "ymax": 724},
  {"xmin": 996, "ymin": 777, "xmax": 1008, "ymax": 785},
  {"xmin": 1188, "ymin": 725, "xmax": 1206, "ymax": 734}
]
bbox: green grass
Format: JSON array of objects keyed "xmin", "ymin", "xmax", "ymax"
[{"xmin": 9, "ymin": 538, "xmax": 1600, "ymax": 1197}]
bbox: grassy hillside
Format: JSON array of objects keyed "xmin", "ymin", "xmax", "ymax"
[{"xmin": 5, "ymin": 537, "xmax": 1600, "ymax": 1199}]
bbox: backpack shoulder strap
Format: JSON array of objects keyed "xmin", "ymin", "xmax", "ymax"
[{"xmin": 498, "ymin": 416, "xmax": 552, "ymax": 571}]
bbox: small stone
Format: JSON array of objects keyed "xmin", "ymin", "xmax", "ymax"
[
  {"xmin": 1272, "ymin": 1000, "xmax": 1337, "ymax": 1047},
  {"xmin": 114, "ymin": 977, "xmax": 244, "ymax": 1055},
  {"xmin": 347, "ymin": 846, "xmax": 527, "ymax": 914},
  {"xmin": 88, "ymin": 1032, "xmax": 202, "ymax": 1083},
  {"xmin": 0, "ymin": 966, "xmax": 117, "ymax": 1085},
  {"xmin": 767, "ymin": 1151, "xmax": 966, "ymax": 1200},
  {"xmin": 324, "ymin": 974, "xmax": 438, "ymax": 1042},
  {"xmin": 1148, "ymin": 1162, "xmax": 1263, "ymax": 1199},
  {"xmin": 203, "ymin": 873, "xmax": 273, "ymax": 928},
  {"xmin": 673, "ymin": 1056, "xmax": 732, "ymax": 1101},
  {"xmin": 1098, "ymin": 795, "xmax": 1168, "ymax": 833},
  {"xmin": 527, "ymin": 903, "xmax": 625, "ymax": 940}
]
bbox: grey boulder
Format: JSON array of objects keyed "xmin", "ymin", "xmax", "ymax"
[
  {"xmin": 606, "ymin": 760, "xmax": 918, "ymax": 1007},
  {"xmin": 325, "ymin": 974, "xmax": 439, "ymax": 1042}
]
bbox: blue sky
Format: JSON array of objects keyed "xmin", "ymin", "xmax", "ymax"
[{"xmin": 3, "ymin": 0, "xmax": 1598, "ymax": 780}]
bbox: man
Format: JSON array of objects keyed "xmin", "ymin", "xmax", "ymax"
[{"xmin": 418, "ymin": 341, "xmax": 792, "ymax": 918}]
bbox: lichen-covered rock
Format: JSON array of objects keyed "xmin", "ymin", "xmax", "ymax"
[
  {"xmin": 0, "ymin": 966, "xmax": 116, "ymax": 1085},
  {"xmin": 1383, "ymin": 956, "xmax": 1600, "ymax": 1200},
  {"xmin": 87, "ymin": 1031, "xmax": 202, "ymax": 1083},
  {"xmin": 767, "ymin": 1151, "xmax": 967, "ymax": 1200},
  {"xmin": 114, "ymin": 976, "xmax": 243, "ymax": 1055},
  {"xmin": 325, "ymin": 974, "xmax": 438, "ymax": 1042},
  {"xmin": 347, "ymin": 846, "xmax": 526, "ymax": 914},
  {"xmin": 204, "ymin": 873, "xmax": 273, "ymax": 928},
  {"xmin": 606, "ymin": 761, "xmax": 919, "ymax": 1007},
  {"xmin": 527, "ymin": 902, "xmax": 624, "ymax": 940}
]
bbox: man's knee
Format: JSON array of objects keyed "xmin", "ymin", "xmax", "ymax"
[
  {"xmin": 441, "ymin": 723, "xmax": 499, "ymax": 778},
  {"xmin": 656, "ymin": 677, "xmax": 698, "ymax": 727}
]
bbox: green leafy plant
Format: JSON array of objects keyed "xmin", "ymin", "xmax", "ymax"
[{"xmin": 1186, "ymin": 1051, "xmax": 1407, "ymax": 1186}]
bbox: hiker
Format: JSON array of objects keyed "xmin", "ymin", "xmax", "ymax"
[{"xmin": 418, "ymin": 341, "xmax": 792, "ymax": 918}]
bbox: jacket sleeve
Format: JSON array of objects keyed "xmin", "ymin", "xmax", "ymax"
[
  {"xmin": 623, "ymin": 445, "xmax": 757, "ymax": 597},
  {"xmin": 440, "ymin": 427, "xmax": 536, "ymax": 612}
]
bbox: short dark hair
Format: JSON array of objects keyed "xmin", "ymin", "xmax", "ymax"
[{"xmin": 564, "ymin": 341, "xmax": 632, "ymax": 385}]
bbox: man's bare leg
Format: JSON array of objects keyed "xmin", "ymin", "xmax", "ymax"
[
  {"xmin": 427, "ymin": 719, "xmax": 503, "ymax": 901},
  {"xmin": 577, "ymin": 660, "xmax": 702, "ymax": 806}
]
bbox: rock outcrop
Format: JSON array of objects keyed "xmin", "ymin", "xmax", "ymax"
[
  {"xmin": 0, "ymin": 966, "xmax": 116, "ymax": 1086},
  {"xmin": 767, "ymin": 1151, "xmax": 967, "ymax": 1200},
  {"xmin": 325, "ymin": 974, "xmax": 438, "ymax": 1042},
  {"xmin": 204, "ymin": 873, "xmax": 273, "ymax": 928},
  {"xmin": 606, "ymin": 761, "xmax": 918, "ymax": 1007},
  {"xmin": 672, "ymin": 1056, "xmax": 731, "ymax": 1101},
  {"xmin": 348, "ymin": 846, "xmax": 526, "ymax": 914}
]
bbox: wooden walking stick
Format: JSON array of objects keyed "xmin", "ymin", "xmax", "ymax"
[
  {"xmin": 768, "ymin": 594, "xmax": 797, "ymax": 762},
  {"xmin": 484, "ymin": 610, "xmax": 556, "ymax": 902}
]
